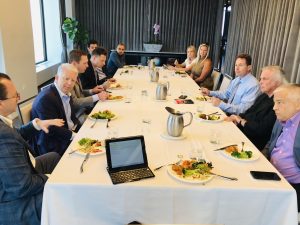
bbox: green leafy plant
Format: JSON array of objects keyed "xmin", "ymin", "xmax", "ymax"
[{"xmin": 62, "ymin": 17, "xmax": 89, "ymax": 48}]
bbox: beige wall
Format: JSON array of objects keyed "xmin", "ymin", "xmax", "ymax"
[{"xmin": 0, "ymin": 0, "xmax": 37, "ymax": 102}]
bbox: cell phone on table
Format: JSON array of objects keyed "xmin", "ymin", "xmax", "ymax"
[
  {"xmin": 178, "ymin": 95, "xmax": 187, "ymax": 99},
  {"xmin": 250, "ymin": 171, "xmax": 281, "ymax": 181}
]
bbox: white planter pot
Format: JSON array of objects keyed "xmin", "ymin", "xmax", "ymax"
[{"xmin": 143, "ymin": 43, "xmax": 163, "ymax": 52}]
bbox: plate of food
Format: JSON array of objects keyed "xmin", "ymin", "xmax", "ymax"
[
  {"xmin": 195, "ymin": 113, "xmax": 224, "ymax": 122},
  {"xmin": 195, "ymin": 96, "xmax": 211, "ymax": 101},
  {"xmin": 89, "ymin": 110, "xmax": 117, "ymax": 120},
  {"xmin": 108, "ymin": 82, "xmax": 124, "ymax": 90},
  {"xmin": 167, "ymin": 159, "xmax": 214, "ymax": 184},
  {"xmin": 175, "ymin": 71, "xmax": 186, "ymax": 74},
  {"xmin": 71, "ymin": 138, "xmax": 105, "ymax": 156},
  {"xmin": 220, "ymin": 144, "xmax": 259, "ymax": 162},
  {"xmin": 107, "ymin": 94, "xmax": 124, "ymax": 101}
]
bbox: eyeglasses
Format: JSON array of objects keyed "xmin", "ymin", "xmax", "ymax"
[{"xmin": 1, "ymin": 92, "xmax": 20, "ymax": 100}]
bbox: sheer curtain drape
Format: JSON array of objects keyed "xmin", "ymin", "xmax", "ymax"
[
  {"xmin": 75, "ymin": 0, "xmax": 223, "ymax": 68},
  {"xmin": 223, "ymin": 0, "xmax": 300, "ymax": 83}
]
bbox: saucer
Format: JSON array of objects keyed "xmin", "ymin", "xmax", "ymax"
[{"xmin": 160, "ymin": 132, "xmax": 187, "ymax": 140}]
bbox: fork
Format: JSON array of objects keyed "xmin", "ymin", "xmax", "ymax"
[
  {"xmin": 80, "ymin": 152, "xmax": 90, "ymax": 173},
  {"xmin": 153, "ymin": 160, "xmax": 181, "ymax": 171},
  {"xmin": 106, "ymin": 118, "xmax": 111, "ymax": 128},
  {"xmin": 154, "ymin": 154, "xmax": 183, "ymax": 171},
  {"xmin": 209, "ymin": 172, "xmax": 238, "ymax": 181}
]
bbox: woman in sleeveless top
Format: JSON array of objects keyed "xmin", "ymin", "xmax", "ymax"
[{"xmin": 190, "ymin": 43, "xmax": 213, "ymax": 89}]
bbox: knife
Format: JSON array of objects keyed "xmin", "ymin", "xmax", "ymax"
[
  {"xmin": 213, "ymin": 144, "xmax": 238, "ymax": 151},
  {"xmin": 80, "ymin": 152, "xmax": 90, "ymax": 173}
]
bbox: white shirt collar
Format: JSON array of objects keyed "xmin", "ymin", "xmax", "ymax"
[
  {"xmin": 54, "ymin": 82, "xmax": 71, "ymax": 98},
  {"xmin": 0, "ymin": 114, "xmax": 13, "ymax": 128}
]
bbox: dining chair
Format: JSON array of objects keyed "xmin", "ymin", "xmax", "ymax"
[
  {"xmin": 218, "ymin": 73, "xmax": 232, "ymax": 92},
  {"xmin": 211, "ymin": 70, "xmax": 222, "ymax": 91},
  {"xmin": 17, "ymin": 95, "xmax": 36, "ymax": 125}
]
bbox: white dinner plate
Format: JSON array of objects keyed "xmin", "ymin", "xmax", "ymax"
[
  {"xmin": 88, "ymin": 113, "xmax": 117, "ymax": 121},
  {"xmin": 167, "ymin": 165, "xmax": 214, "ymax": 184},
  {"xmin": 160, "ymin": 132, "xmax": 187, "ymax": 140},
  {"xmin": 219, "ymin": 144, "xmax": 260, "ymax": 162},
  {"xmin": 71, "ymin": 140, "xmax": 105, "ymax": 156},
  {"xmin": 195, "ymin": 114, "xmax": 224, "ymax": 123}
]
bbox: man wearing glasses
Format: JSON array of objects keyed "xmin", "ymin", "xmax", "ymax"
[{"xmin": 0, "ymin": 73, "xmax": 63, "ymax": 225}]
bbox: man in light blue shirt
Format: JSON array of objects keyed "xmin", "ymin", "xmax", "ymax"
[{"xmin": 202, "ymin": 53, "xmax": 260, "ymax": 115}]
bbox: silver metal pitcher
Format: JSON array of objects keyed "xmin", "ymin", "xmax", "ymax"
[
  {"xmin": 150, "ymin": 69, "xmax": 159, "ymax": 82},
  {"xmin": 156, "ymin": 82, "xmax": 169, "ymax": 100},
  {"xmin": 166, "ymin": 107, "xmax": 193, "ymax": 137}
]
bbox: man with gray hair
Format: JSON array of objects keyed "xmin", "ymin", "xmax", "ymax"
[
  {"xmin": 31, "ymin": 63, "xmax": 80, "ymax": 156},
  {"xmin": 226, "ymin": 65, "xmax": 287, "ymax": 150},
  {"xmin": 265, "ymin": 84, "xmax": 300, "ymax": 211}
]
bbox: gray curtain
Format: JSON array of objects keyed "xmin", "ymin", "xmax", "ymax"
[
  {"xmin": 75, "ymin": 0, "xmax": 223, "ymax": 68},
  {"xmin": 223, "ymin": 0, "xmax": 300, "ymax": 83}
]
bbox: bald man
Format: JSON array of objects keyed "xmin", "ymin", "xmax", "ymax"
[
  {"xmin": 31, "ymin": 63, "xmax": 80, "ymax": 156},
  {"xmin": 265, "ymin": 84, "xmax": 300, "ymax": 211}
]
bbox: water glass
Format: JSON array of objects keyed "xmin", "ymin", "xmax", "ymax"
[
  {"xmin": 189, "ymin": 142, "xmax": 204, "ymax": 160},
  {"xmin": 141, "ymin": 90, "xmax": 148, "ymax": 101},
  {"xmin": 196, "ymin": 102, "xmax": 205, "ymax": 113},
  {"xmin": 210, "ymin": 130, "xmax": 221, "ymax": 144}
]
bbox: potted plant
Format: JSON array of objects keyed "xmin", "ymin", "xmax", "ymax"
[
  {"xmin": 62, "ymin": 17, "xmax": 89, "ymax": 49},
  {"xmin": 144, "ymin": 24, "xmax": 163, "ymax": 52}
]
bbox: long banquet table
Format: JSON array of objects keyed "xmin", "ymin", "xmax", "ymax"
[{"xmin": 41, "ymin": 67, "xmax": 297, "ymax": 225}]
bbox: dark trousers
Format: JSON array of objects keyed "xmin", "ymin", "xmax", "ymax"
[
  {"xmin": 35, "ymin": 152, "xmax": 61, "ymax": 174},
  {"xmin": 290, "ymin": 183, "xmax": 300, "ymax": 212}
]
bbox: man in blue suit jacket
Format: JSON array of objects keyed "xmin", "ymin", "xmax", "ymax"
[
  {"xmin": 31, "ymin": 64, "xmax": 80, "ymax": 156},
  {"xmin": 0, "ymin": 73, "xmax": 63, "ymax": 225},
  {"xmin": 265, "ymin": 84, "xmax": 300, "ymax": 211}
]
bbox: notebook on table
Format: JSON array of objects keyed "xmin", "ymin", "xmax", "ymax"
[{"xmin": 105, "ymin": 135, "xmax": 155, "ymax": 185}]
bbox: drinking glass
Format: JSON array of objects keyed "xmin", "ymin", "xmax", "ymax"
[{"xmin": 210, "ymin": 129, "xmax": 221, "ymax": 144}]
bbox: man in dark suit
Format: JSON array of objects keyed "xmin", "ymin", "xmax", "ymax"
[
  {"xmin": 0, "ymin": 73, "xmax": 63, "ymax": 225},
  {"xmin": 69, "ymin": 49, "xmax": 109, "ymax": 119},
  {"xmin": 31, "ymin": 63, "xmax": 80, "ymax": 156},
  {"xmin": 226, "ymin": 65, "xmax": 287, "ymax": 150},
  {"xmin": 80, "ymin": 47, "xmax": 111, "ymax": 89},
  {"xmin": 264, "ymin": 84, "xmax": 300, "ymax": 211}
]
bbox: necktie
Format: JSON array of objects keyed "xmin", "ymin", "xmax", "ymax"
[{"xmin": 228, "ymin": 79, "xmax": 241, "ymax": 104}]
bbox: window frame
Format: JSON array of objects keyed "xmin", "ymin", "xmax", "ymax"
[{"xmin": 31, "ymin": 0, "xmax": 48, "ymax": 64}]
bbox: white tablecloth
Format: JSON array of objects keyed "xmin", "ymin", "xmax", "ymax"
[{"xmin": 41, "ymin": 68, "xmax": 297, "ymax": 225}]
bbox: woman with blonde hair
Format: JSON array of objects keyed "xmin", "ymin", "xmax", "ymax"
[{"xmin": 190, "ymin": 43, "xmax": 213, "ymax": 89}]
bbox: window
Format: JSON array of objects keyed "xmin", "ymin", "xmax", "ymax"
[{"xmin": 30, "ymin": 0, "xmax": 47, "ymax": 64}]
